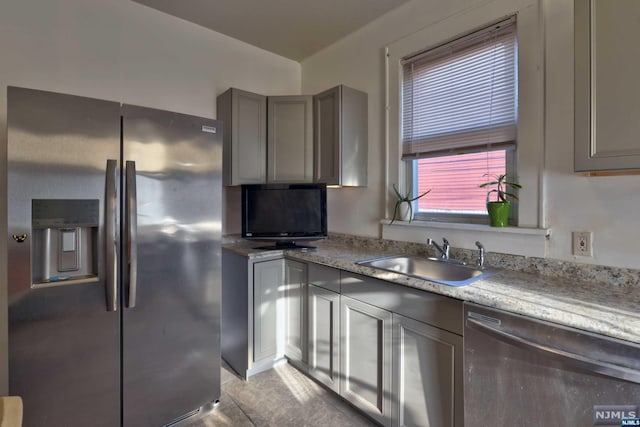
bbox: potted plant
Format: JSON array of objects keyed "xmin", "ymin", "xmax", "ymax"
[
  {"xmin": 479, "ymin": 174, "xmax": 522, "ymax": 227},
  {"xmin": 390, "ymin": 184, "xmax": 431, "ymax": 224}
]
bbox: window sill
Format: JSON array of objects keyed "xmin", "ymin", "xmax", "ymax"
[{"xmin": 381, "ymin": 219, "xmax": 550, "ymax": 258}]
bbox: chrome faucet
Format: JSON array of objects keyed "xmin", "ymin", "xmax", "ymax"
[
  {"xmin": 427, "ymin": 237, "xmax": 450, "ymax": 259},
  {"xmin": 475, "ymin": 241, "xmax": 485, "ymax": 268}
]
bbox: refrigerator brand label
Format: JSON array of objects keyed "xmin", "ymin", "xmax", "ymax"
[
  {"xmin": 593, "ymin": 406, "xmax": 638, "ymax": 425},
  {"xmin": 202, "ymin": 125, "xmax": 217, "ymax": 134}
]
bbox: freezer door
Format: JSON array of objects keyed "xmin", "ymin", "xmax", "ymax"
[
  {"xmin": 7, "ymin": 87, "xmax": 121, "ymax": 427},
  {"xmin": 121, "ymin": 105, "xmax": 222, "ymax": 427}
]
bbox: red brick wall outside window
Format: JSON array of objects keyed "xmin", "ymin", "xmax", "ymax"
[{"xmin": 415, "ymin": 150, "xmax": 506, "ymax": 215}]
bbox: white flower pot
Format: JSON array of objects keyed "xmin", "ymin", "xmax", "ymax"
[{"xmin": 397, "ymin": 201, "xmax": 412, "ymax": 221}]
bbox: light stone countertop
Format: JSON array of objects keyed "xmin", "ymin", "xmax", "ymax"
[{"xmin": 223, "ymin": 239, "xmax": 640, "ymax": 345}]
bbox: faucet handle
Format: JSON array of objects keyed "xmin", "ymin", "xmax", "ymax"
[
  {"xmin": 475, "ymin": 241, "xmax": 485, "ymax": 268},
  {"xmin": 442, "ymin": 238, "xmax": 450, "ymax": 258}
]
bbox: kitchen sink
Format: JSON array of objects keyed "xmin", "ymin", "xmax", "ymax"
[{"xmin": 357, "ymin": 255, "xmax": 496, "ymax": 287}]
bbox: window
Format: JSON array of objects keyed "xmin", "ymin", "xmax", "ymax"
[{"xmin": 401, "ymin": 17, "xmax": 518, "ymax": 222}]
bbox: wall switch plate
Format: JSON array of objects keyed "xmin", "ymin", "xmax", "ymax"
[{"xmin": 572, "ymin": 231, "xmax": 593, "ymax": 257}]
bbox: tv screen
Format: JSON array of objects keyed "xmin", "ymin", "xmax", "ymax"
[{"xmin": 241, "ymin": 183, "xmax": 327, "ymax": 249}]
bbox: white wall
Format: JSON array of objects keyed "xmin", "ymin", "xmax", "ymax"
[
  {"xmin": 0, "ymin": 0, "xmax": 300, "ymax": 394},
  {"xmin": 302, "ymin": 0, "xmax": 640, "ymax": 270},
  {"xmin": 542, "ymin": 0, "xmax": 640, "ymax": 269}
]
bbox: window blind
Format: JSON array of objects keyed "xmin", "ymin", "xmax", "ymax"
[{"xmin": 402, "ymin": 17, "xmax": 517, "ymax": 160}]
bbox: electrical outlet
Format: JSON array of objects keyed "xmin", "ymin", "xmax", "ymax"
[{"xmin": 572, "ymin": 231, "xmax": 593, "ymax": 257}]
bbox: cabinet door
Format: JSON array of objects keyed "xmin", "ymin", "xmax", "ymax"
[
  {"xmin": 575, "ymin": 0, "xmax": 640, "ymax": 173},
  {"xmin": 253, "ymin": 259, "xmax": 283, "ymax": 363},
  {"xmin": 268, "ymin": 96, "xmax": 313, "ymax": 183},
  {"xmin": 341, "ymin": 295, "xmax": 392, "ymax": 427},
  {"xmin": 340, "ymin": 86, "xmax": 368, "ymax": 186},
  {"xmin": 218, "ymin": 88, "xmax": 267, "ymax": 185},
  {"xmin": 221, "ymin": 250, "xmax": 250, "ymax": 378},
  {"xmin": 308, "ymin": 284, "xmax": 340, "ymax": 393},
  {"xmin": 313, "ymin": 86, "xmax": 341, "ymax": 185},
  {"xmin": 284, "ymin": 259, "xmax": 307, "ymax": 365},
  {"xmin": 392, "ymin": 314, "xmax": 463, "ymax": 427}
]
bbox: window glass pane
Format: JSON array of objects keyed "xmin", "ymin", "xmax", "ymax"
[{"xmin": 415, "ymin": 150, "xmax": 506, "ymax": 215}]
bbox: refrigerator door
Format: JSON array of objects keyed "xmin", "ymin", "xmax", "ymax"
[
  {"xmin": 121, "ymin": 105, "xmax": 222, "ymax": 427},
  {"xmin": 7, "ymin": 87, "xmax": 121, "ymax": 427}
]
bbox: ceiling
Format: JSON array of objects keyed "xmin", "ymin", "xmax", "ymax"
[{"xmin": 132, "ymin": 0, "xmax": 409, "ymax": 61}]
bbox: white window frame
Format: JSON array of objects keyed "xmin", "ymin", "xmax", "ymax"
[
  {"xmin": 401, "ymin": 17, "xmax": 519, "ymax": 223},
  {"xmin": 385, "ymin": 0, "xmax": 544, "ymax": 234}
]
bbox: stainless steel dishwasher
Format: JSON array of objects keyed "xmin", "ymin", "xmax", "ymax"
[{"xmin": 464, "ymin": 302, "xmax": 640, "ymax": 426}]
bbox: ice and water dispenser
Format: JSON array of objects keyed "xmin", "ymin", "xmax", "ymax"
[{"xmin": 31, "ymin": 199, "xmax": 99, "ymax": 285}]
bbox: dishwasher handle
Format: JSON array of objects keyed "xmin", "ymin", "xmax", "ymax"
[{"xmin": 466, "ymin": 316, "xmax": 640, "ymax": 385}]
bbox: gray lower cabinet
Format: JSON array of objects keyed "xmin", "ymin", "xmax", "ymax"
[
  {"xmin": 392, "ymin": 313, "xmax": 463, "ymax": 427},
  {"xmin": 225, "ymin": 254, "xmax": 463, "ymax": 426},
  {"xmin": 253, "ymin": 259, "xmax": 285, "ymax": 364},
  {"xmin": 267, "ymin": 96, "xmax": 313, "ymax": 183},
  {"xmin": 221, "ymin": 248, "xmax": 284, "ymax": 379},
  {"xmin": 307, "ymin": 284, "xmax": 340, "ymax": 393},
  {"xmin": 341, "ymin": 295, "xmax": 393, "ymax": 427},
  {"xmin": 284, "ymin": 259, "xmax": 308, "ymax": 368}
]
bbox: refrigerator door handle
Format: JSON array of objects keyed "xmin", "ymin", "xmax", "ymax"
[
  {"xmin": 126, "ymin": 160, "xmax": 138, "ymax": 308},
  {"xmin": 105, "ymin": 159, "xmax": 118, "ymax": 311}
]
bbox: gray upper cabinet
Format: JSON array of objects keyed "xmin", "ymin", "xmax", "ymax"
[
  {"xmin": 575, "ymin": 0, "xmax": 640, "ymax": 174},
  {"xmin": 219, "ymin": 85, "xmax": 367, "ymax": 185},
  {"xmin": 314, "ymin": 85, "xmax": 368, "ymax": 186},
  {"xmin": 217, "ymin": 88, "xmax": 267, "ymax": 185},
  {"xmin": 267, "ymin": 96, "xmax": 313, "ymax": 183}
]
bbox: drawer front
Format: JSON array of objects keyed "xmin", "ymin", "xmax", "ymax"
[
  {"xmin": 341, "ymin": 272, "xmax": 463, "ymax": 335},
  {"xmin": 308, "ymin": 263, "xmax": 341, "ymax": 293}
]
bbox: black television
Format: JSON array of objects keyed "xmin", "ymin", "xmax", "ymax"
[{"xmin": 241, "ymin": 183, "xmax": 327, "ymax": 250}]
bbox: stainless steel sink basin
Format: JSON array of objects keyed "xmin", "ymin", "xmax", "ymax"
[{"xmin": 357, "ymin": 255, "xmax": 496, "ymax": 287}]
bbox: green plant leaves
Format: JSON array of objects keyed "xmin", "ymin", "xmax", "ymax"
[
  {"xmin": 480, "ymin": 174, "xmax": 521, "ymax": 203},
  {"xmin": 392, "ymin": 184, "xmax": 431, "ymax": 202},
  {"xmin": 390, "ymin": 185, "xmax": 430, "ymax": 224}
]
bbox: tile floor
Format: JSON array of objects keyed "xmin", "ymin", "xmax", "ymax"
[{"xmin": 186, "ymin": 362, "xmax": 376, "ymax": 427}]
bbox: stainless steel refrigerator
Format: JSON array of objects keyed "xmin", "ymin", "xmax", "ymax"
[{"xmin": 7, "ymin": 86, "xmax": 222, "ymax": 427}]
